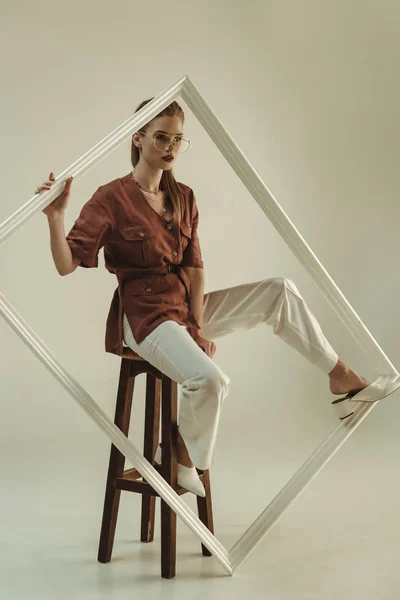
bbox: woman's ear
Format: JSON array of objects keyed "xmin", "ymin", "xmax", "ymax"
[{"xmin": 132, "ymin": 132, "xmax": 141, "ymax": 147}]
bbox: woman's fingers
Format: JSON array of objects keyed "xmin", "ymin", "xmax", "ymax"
[
  {"xmin": 35, "ymin": 184, "xmax": 51, "ymax": 193},
  {"xmin": 35, "ymin": 174, "xmax": 73, "ymax": 195}
]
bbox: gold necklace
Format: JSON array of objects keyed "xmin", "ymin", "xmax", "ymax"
[
  {"xmin": 131, "ymin": 172, "xmax": 160, "ymax": 196},
  {"xmin": 131, "ymin": 172, "xmax": 167, "ymax": 218}
]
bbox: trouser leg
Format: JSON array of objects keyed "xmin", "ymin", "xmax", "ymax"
[
  {"xmin": 202, "ymin": 277, "xmax": 338, "ymax": 374},
  {"xmin": 123, "ymin": 315, "xmax": 229, "ymax": 470}
]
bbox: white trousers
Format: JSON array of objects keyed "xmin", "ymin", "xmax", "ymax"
[{"xmin": 122, "ymin": 277, "xmax": 339, "ymax": 470}]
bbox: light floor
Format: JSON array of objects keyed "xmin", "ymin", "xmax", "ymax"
[{"xmin": 1, "ymin": 433, "xmax": 399, "ymax": 600}]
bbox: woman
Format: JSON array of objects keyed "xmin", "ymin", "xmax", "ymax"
[{"xmin": 37, "ymin": 99, "xmax": 399, "ymax": 497}]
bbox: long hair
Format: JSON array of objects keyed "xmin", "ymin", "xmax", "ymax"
[{"xmin": 131, "ymin": 99, "xmax": 186, "ymax": 224}]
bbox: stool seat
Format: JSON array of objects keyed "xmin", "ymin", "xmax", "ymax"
[
  {"xmin": 97, "ymin": 346, "xmax": 214, "ymax": 578},
  {"xmin": 119, "ymin": 345, "xmax": 144, "ymax": 361}
]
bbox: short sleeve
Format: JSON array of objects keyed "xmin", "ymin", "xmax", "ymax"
[
  {"xmin": 66, "ymin": 187, "xmax": 113, "ymax": 268},
  {"xmin": 180, "ymin": 189, "xmax": 204, "ymax": 269}
]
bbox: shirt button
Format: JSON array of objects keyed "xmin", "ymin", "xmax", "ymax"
[
  {"xmin": 146, "ymin": 288, "xmax": 152, "ymax": 293},
  {"xmin": 172, "ymin": 251, "xmax": 177, "ymax": 256},
  {"xmin": 167, "ymin": 224, "xmax": 172, "ymax": 229},
  {"xmin": 139, "ymin": 232, "xmax": 145, "ymax": 237}
]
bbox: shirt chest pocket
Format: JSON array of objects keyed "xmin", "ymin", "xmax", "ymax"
[
  {"xmin": 118, "ymin": 224, "xmax": 158, "ymax": 267},
  {"xmin": 180, "ymin": 222, "xmax": 192, "ymax": 252}
]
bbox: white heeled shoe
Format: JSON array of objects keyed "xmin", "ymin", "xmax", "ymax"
[
  {"xmin": 332, "ymin": 374, "xmax": 400, "ymax": 420},
  {"xmin": 332, "ymin": 395, "xmax": 355, "ymax": 420},
  {"xmin": 154, "ymin": 444, "xmax": 206, "ymax": 498}
]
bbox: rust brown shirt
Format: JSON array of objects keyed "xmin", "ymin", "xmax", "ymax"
[{"xmin": 66, "ymin": 173, "xmax": 203, "ymax": 356}]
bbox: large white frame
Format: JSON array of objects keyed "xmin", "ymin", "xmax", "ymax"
[{"xmin": 1, "ymin": 74, "xmax": 399, "ymax": 576}]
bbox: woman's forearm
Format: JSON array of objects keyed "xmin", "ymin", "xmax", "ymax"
[
  {"xmin": 184, "ymin": 267, "xmax": 205, "ymax": 330},
  {"xmin": 47, "ymin": 214, "xmax": 79, "ymax": 276}
]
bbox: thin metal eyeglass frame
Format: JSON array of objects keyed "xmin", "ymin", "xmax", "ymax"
[{"xmin": 137, "ymin": 130, "xmax": 191, "ymax": 153}]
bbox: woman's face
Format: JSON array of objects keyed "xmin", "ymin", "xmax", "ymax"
[{"xmin": 133, "ymin": 115, "xmax": 184, "ymax": 171}]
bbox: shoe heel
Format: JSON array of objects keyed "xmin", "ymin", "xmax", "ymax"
[{"xmin": 332, "ymin": 396, "xmax": 354, "ymax": 420}]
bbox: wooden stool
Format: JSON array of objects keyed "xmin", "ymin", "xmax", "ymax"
[{"xmin": 97, "ymin": 346, "xmax": 214, "ymax": 579}]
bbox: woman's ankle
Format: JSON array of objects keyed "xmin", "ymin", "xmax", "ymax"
[{"xmin": 328, "ymin": 358, "xmax": 349, "ymax": 379}]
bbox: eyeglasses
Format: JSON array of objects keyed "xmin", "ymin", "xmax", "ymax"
[{"xmin": 138, "ymin": 130, "xmax": 191, "ymax": 154}]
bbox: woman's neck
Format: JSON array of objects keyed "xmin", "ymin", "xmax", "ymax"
[{"xmin": 132, "ymin": 162, "xmax": 163, "ymax": 193}]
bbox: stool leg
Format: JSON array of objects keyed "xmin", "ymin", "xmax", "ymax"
[
  {"xmin": 160, "ymin": 377, "xmax": 178, "ymax": 579},
  {"xmin": 140, "ymin": 374, "xmax": 161, "ymax": 543},
  {"xmin": 196, "ymin": 469, "xmax": 214, "ymax": 556},
  {"xmin": 98, "ymin": 359, "xmax": 135, "ymax": 563}
]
